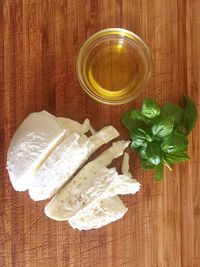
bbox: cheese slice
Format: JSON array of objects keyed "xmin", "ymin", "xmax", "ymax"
[
  {"xmin": 122, "ymin": 152, "xmax": 132, "ymax": 177},
  {"xmin": 57, "ymin": 117, "xmax": 91, "ymax": 135},
  {"xmin": 44, "ymin": 141, "xmax": 129, "ymax": 220},
  {"xmin": 29, "ymin": 125, "xmax": 119, "ymax": 201},
  {"xmin": 7, "ymin": 111, "xmax": 66, "ymax": 191},
  {"xmin": 68, "ymin": 152, "xmax": 140, "ymax": 230},
  {"xmin": 101, "ymin": 174, "xmax": 140, "ymax": 198},
  {"xmin": 68, "ymin": 196, "xmax": 127, "ymax": 230}
]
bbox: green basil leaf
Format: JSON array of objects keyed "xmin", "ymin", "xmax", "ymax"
[
  {"xmin": 121, "ymin": 96, "xmax": 197, "ymax": 183},
  {"xmin": 162, "ymin": 103, "xmax": 183, "ymax": 125},
  {"xmin": 164, "ymin": 152, "xmax": 190, "ymax": 164},
  {"xmin": 141, "ymin": 99, "xmax": 161, "ymax": 119},
  {"xmin": 138, "ymin": 137, "xmax": 156, "ymax": 159},
  {"xmin": 141, "ymin": 158, "xmax": 155, "ymax": 169},
  {"xmin": 122, "ymin": 109, "xmax": 148, "ymax": 130},
  {"xmin": 151, "ymin": 116, "xmax": 174, "ymax": 138},
  {"xmin": 139, "ymin": 145, "xmax": 148, "ymax": 159},
  {"xmin": 145, "ymin": 128, "xmax": 155, "ymax": 142},
  {"xmin": 161, "ymin": 133, "xmax": 188, "ymax": 153},
  {"xmin": 130, "ymin": 127, "xmax": 154, "ymax": 149},
  {"xmin": 130, "ymin": 128, "xmax": 147, "ymax": 148},
  {"xmin": 173, "ymin": 125, "xmax": 187, "ymax": 135},
  {"xmin": 183, "ymin": 96, "xmax": 198, "ymax": 134},
  {"xmin": 145, "ymin": 143, "xmax": 162, "ymax": 165},
  {"xmin": 155, "ymin": 163, "xmax": 164, "ymax": 182}
]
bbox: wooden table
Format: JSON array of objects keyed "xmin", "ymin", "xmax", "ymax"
[{"xmin": 0, "ymin": 1, "xmax": 200, "ymax": 266}]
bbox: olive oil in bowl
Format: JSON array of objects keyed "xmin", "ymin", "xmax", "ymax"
[{"xmin": 77, "ymin": 28, "xmax": 152, "ymax": 105}]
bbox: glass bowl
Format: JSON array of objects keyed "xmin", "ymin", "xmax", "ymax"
[{"xmin": 77, "ymin": 28, "xmax": 152, "ymax": 105}]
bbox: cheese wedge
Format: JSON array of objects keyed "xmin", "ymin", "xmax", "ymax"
[
  {"xmin": 7, "ymin": 111, "xmax": 66, "ymax": 191},
  {"xmin": 29, "ymin": 126, "xmax": 119, "ymax": 201},
  {"xmin": 69, "ymin": 196, "xmax": 127, "ymax": 230},
  {"xmin": 44, "ymin": 141, "xmax": 130, "ymax": 220}
]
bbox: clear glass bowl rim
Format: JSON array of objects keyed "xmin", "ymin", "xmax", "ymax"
[{"xmin": 76, "ymin": 28, "xmax": 152, "ymax": 105}]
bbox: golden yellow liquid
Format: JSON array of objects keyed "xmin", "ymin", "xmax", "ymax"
[{"xmin": 83, "ymin": 39, "xmax": 146, "ymax": 101}]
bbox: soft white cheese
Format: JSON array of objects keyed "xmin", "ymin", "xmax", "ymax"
[
  {"xmin": 70, "ymin": 152, "xmax": 140, "ymax": 231},
  {"xmin": 69, "ymin": 196, "xmax": 127, "ymax": 230},
  {"xmin": 102, "ymin": 174, "xmax": 141, "ymax": 198},
  {"xmin": 29, "ymin": 125, "xmax": 119, "ymax": 201},
  {"xmin": 101, "ymin": 150, "xmax": 140, "ymax": 198},
  {"xmin": 7, "ymin": 110, "xmax": 140, "ymax": 230},
  {"xmin": 44, "ymin": 141, "xmax": 130, "ymax": 221},
  {"xmin": 45, "ymin": 164, "xmax": 119, "ymax": 220},
  {"xmin": 7, "ymin": 111, "xmax": 66, "ymax": 191},
  {"xmin": 122, "ymin": 152, "xmax": 131, "ymax": 177},
  {"xmin": 56, "ymin": 117, "xmax": 91, "ymax": 135}
]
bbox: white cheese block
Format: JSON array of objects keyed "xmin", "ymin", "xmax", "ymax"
[
  {"xmin": 29, "ymin": 125, "xmax": 119, "ymax": 201},
  {"xmin": 7, "ymin": 111, "xmax": 66, "ymax": 191},
  {"xmin": 44, "ymin": 141, "xmax": 129, "ymax": 220},
  {"xmin": 69, "ymin": 196, "xmax": 127, "ymax": 230}
]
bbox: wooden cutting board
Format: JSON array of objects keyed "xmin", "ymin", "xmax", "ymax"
[{"xmin": 0, "ymin": 1, "xmax": 200, "ymax": 266}]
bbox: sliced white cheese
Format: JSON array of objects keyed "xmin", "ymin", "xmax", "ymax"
[
  {"xmin": 57, "ymin": 117, "xmax": 91, "ymax": 135},
  {"xmin": 93, "ymin": 140, "xmax": 130, "ymax": 166},
  {"xmin": 103, "ymin": 151, "xmax": 141, "ymax": 197},
  {"xmin": 29, "ymin": 126, "xmax": 119, "ymax": 201},
  {"xmin": 89, "ymin": 125, "xmax": 96, "ymax": 135},
  {"xmin": 69, "ymin": 151, "xmax": 140, "ymax": 231},
  {"xmin": 69, "ymin": 196, "xmax": 127, "ymax": 230},
  {"xmin": 102, "ymin": 174, "xmax": 141, "ymax": 198},
  {"xmin": 44, "ymin": 141, "xmax": 129, "ymax": 220},
  {"xmin": 7, "ymin": 111, "xmax": 66, "ymax": 191},
  {"xmin": 45, "ymin": 165, "xmax": 118, "ymax": 220},
  {"xmin": 122, "ymin": 152, "xmax": 131, "ymax": 177}
]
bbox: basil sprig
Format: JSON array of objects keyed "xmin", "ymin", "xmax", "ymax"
[{"xmin": 122, "ymin": 96, "xmax": 197, "ymax": 181}]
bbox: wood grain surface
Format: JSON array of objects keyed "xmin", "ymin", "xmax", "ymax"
[{"xmin": 0, "ymin": 1, "xmax": 200, "ymax": 266}]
